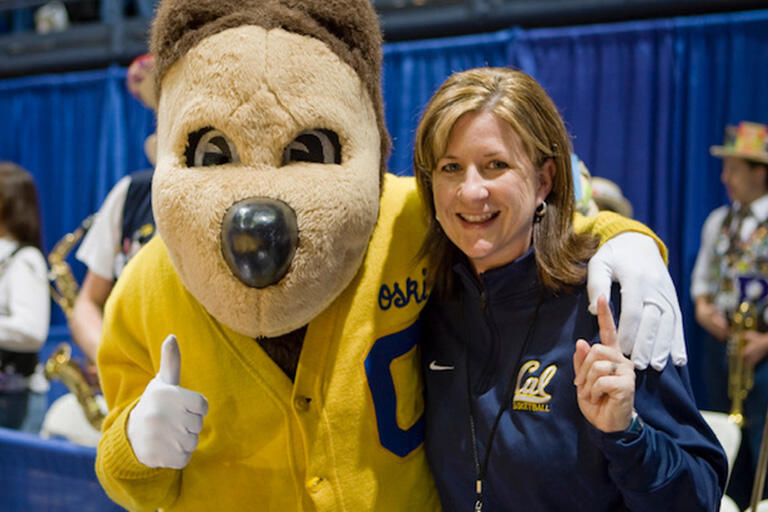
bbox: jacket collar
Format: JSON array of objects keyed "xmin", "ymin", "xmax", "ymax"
[{"xmin": 453, "ymin": 247, "xmax": 540, "ymax": 304}]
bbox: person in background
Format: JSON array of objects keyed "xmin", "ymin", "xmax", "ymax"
[
  {"xmin": 591, "ymin": 176, "xmax": 634, "ymax": 218},
  {"xmin": 414, "ymin": 67, "xmax": 727, "ymax": 511},
  {"xmin": 0, "ymin": 162, "xmax": 50, "ymax": 430},
  {"xmin": 571, "ymin": 153, "xmax": 598, "ymax": 216},
  {"xmin": 69, "ymin": 53, "xmax": 156, "ymax": 368},
  {"xmin": 571, "ymin": 155, "xmax": 634, "ymax": 219},
  {"xmin": 691, "ymin": 120, "xmax": 768, "ymax": 507}
]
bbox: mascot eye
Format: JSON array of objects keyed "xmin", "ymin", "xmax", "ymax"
[
  {"xmin": 185, "ymin": 127, "xmax": 241, "ymax": 167},
  {"xmin": 281, "ymin": 129, "xmax": 341, "ymax": 165}
]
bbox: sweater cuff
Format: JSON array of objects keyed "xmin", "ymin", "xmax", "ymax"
[
  {"xmin": 97, "ymin": 398, "xmax": 168, "ymax": 480},
  {"xmin": 576, "ymin": 210, "xmax": 669, "ymax": 265},
  {"xmin": 587, "ymin": 419, "xmax": 649, "ymax": 483}
]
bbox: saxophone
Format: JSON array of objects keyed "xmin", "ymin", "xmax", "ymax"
[
  {"xmin": 46, "ymin": 215, "xmax": 105, "ymax": 430},
  {"xmin": 44, "ymin": 343, "xmax": 104, "ymax": 430},
  {"xmin": 727, "ymin": 300, "xmax": 757, "ymax": 427},
  {"xmin": 48, "ymin": 215, "xmax": 93, "ymax": 319}
]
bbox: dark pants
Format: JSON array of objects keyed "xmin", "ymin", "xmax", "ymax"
[{"xmin": 0, "ymin": 390, "xmax": 29, "ymax": 429}]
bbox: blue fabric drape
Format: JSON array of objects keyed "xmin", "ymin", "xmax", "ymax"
[{"xmin": 1, "ymin": 9, "xmax": 767, "ymax": 408}]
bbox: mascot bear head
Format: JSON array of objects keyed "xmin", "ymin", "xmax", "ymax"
[{"xmin": 149, "ymin": 0, "xmax": 389, "ymax": 339}]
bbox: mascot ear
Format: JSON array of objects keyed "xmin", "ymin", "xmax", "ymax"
[{"xmin": 289, "ymin": 0, "xmax": 383, "ymax": 79}]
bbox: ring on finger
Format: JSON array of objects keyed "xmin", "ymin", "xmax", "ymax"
[{"xmin": 610, "ymin": 362, "xmax": 618, "ymax": 375}]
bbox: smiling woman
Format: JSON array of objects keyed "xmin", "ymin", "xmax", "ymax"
[{"xmin": 413, "ymin": 67, "xmax": 728, "ymax": 511}]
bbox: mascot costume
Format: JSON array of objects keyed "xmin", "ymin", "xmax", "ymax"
[{"xmin": 95, "ymin": 0, "xmax": 685, "ymax": 510}]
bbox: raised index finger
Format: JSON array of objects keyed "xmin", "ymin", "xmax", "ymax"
[{"xmin": 597, "ymin": 295, "xmax": 618, "ymax": 349}]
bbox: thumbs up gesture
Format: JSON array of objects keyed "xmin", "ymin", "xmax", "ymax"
[
  {"xmin": 127, "ymin": 335, "xmax": 209, "ymax": 469},
  {"xmin": 573, "ymin": 296, "xmax": 636, "ymax": 433}
]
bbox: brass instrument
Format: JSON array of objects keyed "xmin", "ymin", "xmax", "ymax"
[
  {"xmin": 727, "ymin": 301, "xmax": 756, "ymax": 427},
  {"xmin": 48, "ymin": 215, "xmax": 93, "ymax": 318},
  {"xmin": 44, "ymin": 343, "xmax": 104, "ymax": 430},
  {"xmin": 46, "ymin": 215, "xmax": 105, "ymax": 430}
]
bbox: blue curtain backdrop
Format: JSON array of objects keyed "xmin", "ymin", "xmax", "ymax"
[{"xmin": 2, "ymin": 9, "xmax": 768, "ymax": 406}]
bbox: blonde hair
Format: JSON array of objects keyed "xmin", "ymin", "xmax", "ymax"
[{"xmin": 413, "ymin": 67, "xmax": 597, "ymax": 297}]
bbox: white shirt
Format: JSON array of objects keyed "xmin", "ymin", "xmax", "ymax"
[
  {"xmin": 0, "ymin": 237, "xmax": 50, "ymax": 352},
  {"xmin": 690, "ymin": 194, "xmax": 768, "ymax": 299},
  {"xmin": 75, "ymin": 176, "xmax": 131, "ymax": 280}
]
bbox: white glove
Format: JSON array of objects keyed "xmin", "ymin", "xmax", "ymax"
[
  {"xmin": 587, "ymin": 232, "xmax": 687, "ymax": 371},
  {"xmin": 127, "ymin": 335, "xmax": 209, "ymax": 469}
]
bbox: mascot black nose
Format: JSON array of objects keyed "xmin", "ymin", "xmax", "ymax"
[{"xmin": 221, "ymin": 198, "xmax": 298, "ymax": 288}]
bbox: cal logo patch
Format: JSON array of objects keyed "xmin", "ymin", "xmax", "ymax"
[{"xmin": 512, "ymin": 360, "xmax": 557, "ymax": 412}]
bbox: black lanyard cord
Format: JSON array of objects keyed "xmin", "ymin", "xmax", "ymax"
[{"xmin": 465, "ymin": 293, "xmax": 544, "ymax": 511}]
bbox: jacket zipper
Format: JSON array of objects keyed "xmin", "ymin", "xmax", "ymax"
[{"xmin": 476, "ymin": 282, "xmax": 501, "ymax": 393}]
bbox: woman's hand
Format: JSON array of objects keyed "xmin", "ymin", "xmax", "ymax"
[{"xmin": 573, "ymin": 295, "xmax": 636, "ymax": 432}]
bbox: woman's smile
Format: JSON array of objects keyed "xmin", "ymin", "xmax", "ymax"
[{"xmin": 457, "ymin": 211, "xmax": 499, "ymax": 225}]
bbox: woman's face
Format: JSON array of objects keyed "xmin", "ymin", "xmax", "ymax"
[{"xmin": 432, "ymin": 110, "xmax": 553, "ymax": 274}]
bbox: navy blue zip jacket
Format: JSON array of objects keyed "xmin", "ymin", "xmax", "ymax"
[{"xmin": 421, "ymin": 249, "xmax": 727, "ymax": 511}]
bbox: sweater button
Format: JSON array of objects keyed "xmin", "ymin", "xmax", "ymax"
[
  {"xmin": 294, "ymin": 396, "xmax": 310, "ymax": 411},
  {"xmin": 307, "ymin": 476, "xmax": 324, "ymax": 492}
]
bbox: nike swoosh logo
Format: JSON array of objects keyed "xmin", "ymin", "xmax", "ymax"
[{"xmin": 429, "ymin": 360, "xmax": 455, "ymax": 371}]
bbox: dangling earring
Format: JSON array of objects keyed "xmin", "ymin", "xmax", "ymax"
[{"xmin": 534, "ymin": 201, "xmax": 547, "ymax": 223}]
